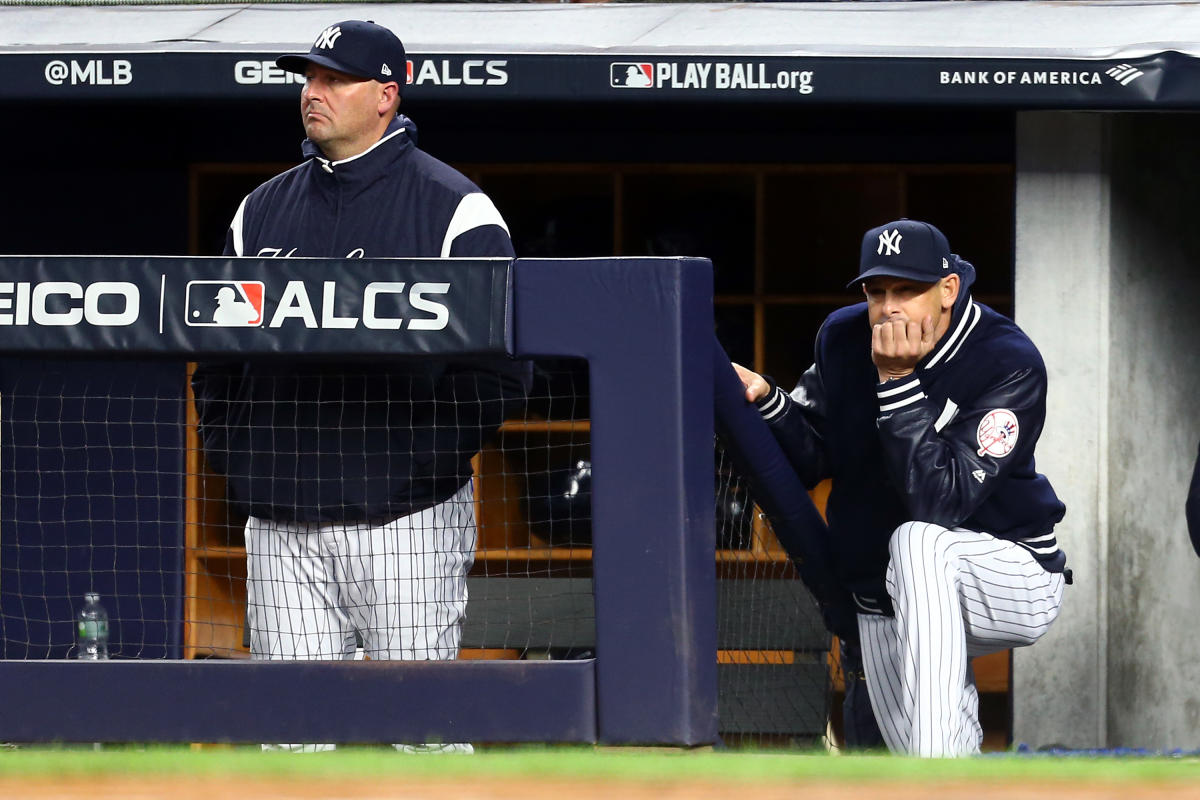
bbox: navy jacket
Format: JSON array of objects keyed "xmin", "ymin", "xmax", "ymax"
[
  {"xmin": 1188, "ymin": 440, "xmax": 1200, "ymax": 558},
  {"xmin": 222, "ymin": 115, "xmax": 512, "ymax": 261},
  {"xmin": 756, "ymin": 259, "xmax": 1066, "ymax": 605},
  {"xmin": 193, "ymin": 115, "xmax": 528, "ymax": 524}
]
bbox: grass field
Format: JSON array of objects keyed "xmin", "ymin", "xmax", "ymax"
[{"xmin": 1, "ymin": 746, "xmax": 1199, "ymax": 800}]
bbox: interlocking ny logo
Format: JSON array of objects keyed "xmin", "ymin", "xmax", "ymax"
[
  {"xmin": 315, "ymin": 26, "xmax": 342, "ymax": 50},
  {"xmin": 877, "ymin": 229, "xmax": 903, "ymax": 256}
]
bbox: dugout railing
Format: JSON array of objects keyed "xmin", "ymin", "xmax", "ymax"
[{"xmin": 0, "ymin": 256, "xmax": 716, "ymax": 746}]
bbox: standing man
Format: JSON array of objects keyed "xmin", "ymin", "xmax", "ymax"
[
  {"xmin": 192, "ymin": 20, "xmax": 528, "ymax": 751},
  {"xmin": 734, "ymin": 219, "xmax": 1069, "ymax": 757}
]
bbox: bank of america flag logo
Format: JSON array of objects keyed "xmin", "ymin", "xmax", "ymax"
[
  {"xmin": 611, "ymin": 62, "xmax": 653, "ymax": 88},
  {"xmin": 1106, "ymin": 63, "xmax": 1144, "ymax": 86},
  {"xmin": 185, "ymin": 280, "xmax": 264, "ymax": 327}
]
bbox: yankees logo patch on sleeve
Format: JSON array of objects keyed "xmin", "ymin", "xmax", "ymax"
[{"xmin": 976, "ymin": 409, "xmax": 1019, "ymax": 457}]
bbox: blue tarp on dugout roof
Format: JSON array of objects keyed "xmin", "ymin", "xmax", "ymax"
[{"xmin": 2, "ymin": 1, "xmax": 1200, "ymax": 106}]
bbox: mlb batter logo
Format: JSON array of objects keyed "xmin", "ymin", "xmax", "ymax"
[
  {"xmin": 611, "ymin": 63, "xmax": 654, "ymax": 88},
  {"xmin": 185, "ymin": 280, "xmax": 264, "ymax": 327},
  {"xmin": 976, "ymin": 408, "xmax": 1019, "ymax": 458}
]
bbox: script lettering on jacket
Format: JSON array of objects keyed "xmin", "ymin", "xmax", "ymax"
[
  {"xmin": 268, "ymin": 280, "xmax": 450, "ymax": 331},
  {"xmin": 0, "ymin": 281, "xmax": 139, "ymax": 326}
]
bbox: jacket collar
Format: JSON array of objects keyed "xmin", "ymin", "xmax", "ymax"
[
  {"xmin": 921, "ymin": 295, "xmax": 980, "ymax": 371},
  {"xmin": 302, "ymin": 115, "xmax": 412, "ymax": 180}
]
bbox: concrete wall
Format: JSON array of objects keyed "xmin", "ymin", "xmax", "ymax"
[
  {"xmin": 1104, "ymin": 113, "xmax": 1200, "ymax": 747},
  {"xmin": 1014, "ymin": 112, "xmax": 1200, "ymax": 750},
  {"xmin": 1013, "ymin": 112, "xmax": 1111, "ymax": 749}
]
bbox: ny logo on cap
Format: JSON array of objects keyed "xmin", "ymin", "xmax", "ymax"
[
  {"xmin": 314, "ymin": 25, "xmax": 342, "ymax": 50},
  {"xmin": 877, "ymin": 229, "xmax": 903, "ymax": 256}
]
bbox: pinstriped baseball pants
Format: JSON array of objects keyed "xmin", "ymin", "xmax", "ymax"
[
  {"xmin": 858, "ymin": 521, "xmax": 1065, "ymax": 757},
  {"xmin": 245, "ymin": 480, "xmax": 477, "ymax": 662}
]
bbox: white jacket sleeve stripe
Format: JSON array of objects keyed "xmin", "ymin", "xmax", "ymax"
[
  {"xmin": 230, "ymin": 196, "xmax": 248, "ymax": 256},
  {"xmin": 440, "ymin": 192, "xmax": 510, "ymax": 258}
]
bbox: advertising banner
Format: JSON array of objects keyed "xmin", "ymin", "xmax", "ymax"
[
  {"xmin": 4, "ymin": 50, "xmax": 1198, "ymax": 108},
  {"xmin": 0, "ymin": 257, "xmax": 512, "ymax": 358}
]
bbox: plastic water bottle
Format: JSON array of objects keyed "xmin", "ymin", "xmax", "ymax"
[{"xmin": 76, "ymin": 592, "xmax": 109, "ymax": 660}]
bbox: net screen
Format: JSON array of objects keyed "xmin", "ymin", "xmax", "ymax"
[{"xmin": 0, "ymin": 353, "xmax": 826, "ymax": 744}]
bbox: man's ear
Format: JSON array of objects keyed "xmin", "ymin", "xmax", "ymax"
[
  {"xmin": 378, "ymin": 82, "xmax": 400, "ymax": 116},
  {"xmin": 941, "ymin": 273, "xmax": 960, "ymax": 311}
]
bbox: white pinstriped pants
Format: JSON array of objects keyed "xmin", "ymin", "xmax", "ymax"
[
  {"xmin": 245, "ymin": 480, "xmax": 477, "ymax": 662},
  {"xmin": 858, "ymin": 521, "xmax": 1065, "ymax": 757}
]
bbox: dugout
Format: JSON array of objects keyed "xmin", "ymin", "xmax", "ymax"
[{"xmin": 2, "ymin": 0, "xmax": 1200, "ymax": 751}]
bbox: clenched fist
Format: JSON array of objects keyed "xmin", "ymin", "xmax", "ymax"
[{"xmin": 871, "ymin": 314, "xmax": 935, "ymax": 383}]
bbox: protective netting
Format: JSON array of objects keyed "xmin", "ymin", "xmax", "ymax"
[
  {"xmin": 0, "ymin": 354, "xmax": 828, "ymax": 744},
  {"xmin": 185, "ymin": 356, "xmax": 595, "ymax": 663},
  {"xmin": 713, "ymin": 441, "xmax": 831, "ymax": 746},
  {"xmin": 0, "ymin": 360, "xmax": 184, "ymax": 660}
]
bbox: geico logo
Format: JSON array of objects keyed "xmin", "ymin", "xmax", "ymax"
[
  {"xmin": 0, "ymin": 281, "xmax": 140, "ymax": 326},
  {"xmin": 268, "ymin": 280, "xmax": 450, "ymax": 330},
  {"xmin": 408, "ymin": 59, "xmax": 508, "ymax": 86},
  {"xmin": 234, "ymin": 61, "xmax": 306, "ymax": 85}
]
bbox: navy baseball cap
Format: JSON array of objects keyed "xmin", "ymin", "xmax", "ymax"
[
  {"xmin": 847, "ymin": 219, "xmax": 953, "ymax": 288},
  {"xmin": 277, "ymin": 20, "xmax": 405, "ymax": 89}
]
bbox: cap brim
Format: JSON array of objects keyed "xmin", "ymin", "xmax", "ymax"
[
  {"xmin": 845, "ymin": 265, "xmax": 941, "ymax": 289},
  {"xmin": 276, "ymin": 53, "xmax": 372, "ymax": 80}
]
